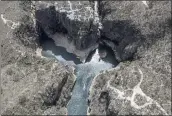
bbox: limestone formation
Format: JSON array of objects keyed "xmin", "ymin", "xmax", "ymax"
[{"xmin": 1, "ymin": 1, "xmax": 171, "ymax": 115}]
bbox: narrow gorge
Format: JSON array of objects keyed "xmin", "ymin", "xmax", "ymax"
[
  {"xmin": 36, "ymin": 1, "xmax": 119, "ymax": 115},
  {"xmin": 1, "ymin": 1, "xmax": 171, "ymax": 115}
]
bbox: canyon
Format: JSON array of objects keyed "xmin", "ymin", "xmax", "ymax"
[{"xmin": 0, "ymin": 1, "xmax": 171, "ymax": 115}]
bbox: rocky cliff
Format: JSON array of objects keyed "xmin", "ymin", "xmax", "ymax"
[
  {"xmin": 88, "ymin": 1, "xmax": 171, "ymax": 115},
  {"xmin": 1, "ymin": 1, "xmax": 171, "ymax": 115},
  {"xmin": 1, "ymin": 1, "xmax": 75, "ymax": 115}
]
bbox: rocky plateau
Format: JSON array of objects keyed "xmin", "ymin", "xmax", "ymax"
[{"xmin": 0, "ymin": 1, "xmax": 171, "ymax": 115}]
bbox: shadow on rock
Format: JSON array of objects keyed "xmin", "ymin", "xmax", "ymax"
[
  {"xmin": 35, "ymin": 6, "xmax": 99, "ymax": 51},
  {"xmin": 37, "ymin": 25, "xmax": 82, "ymax": 64},
  {"xmin": 100, "ymin": 20, "xmax": 145, "ymax": 62}
]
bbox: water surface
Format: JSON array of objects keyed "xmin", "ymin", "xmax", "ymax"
[{"xmin": 41, "ymin": 39, "xmax": 118, "ymax": 115}]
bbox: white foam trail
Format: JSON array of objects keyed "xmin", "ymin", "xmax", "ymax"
[{"xmin": 90, "ymin": 49, "xmax": 100, "ymax": 63}]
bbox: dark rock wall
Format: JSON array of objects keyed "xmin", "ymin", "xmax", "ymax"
[
  {"xmin": 34, "ymin": 1, "xmax": 154, "ymax": 63},
  {"xmin": 35, "ymin": 1, "xmax": 99, "ymax": 51}
]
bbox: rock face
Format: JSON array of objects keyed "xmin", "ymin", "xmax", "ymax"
[
  {"xmin": 1, "ymin": 1, "xmax": 75, "ymax": 115},
  {"xmin": 1, "ymin": 54, "xmax": 75, "ymax": 115},
  {"xmin": 88, "ymin": 1, "xmax": 171, "ymax": 115},
  {"xmin": 98, "ymin": 1, "xmax": 171, "ymax": 62},
  {"xmin": 33, "ymin": 1, "xmax": 148, "ymax": 62},
  {"xmin": 35, "ymin": 1, "xmax": 100, "ymax": 61},
  {"xmin": 34, "ymin": 1, "xmax": 170, "ymax": 63}
]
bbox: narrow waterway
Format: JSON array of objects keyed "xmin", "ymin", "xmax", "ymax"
[{"xmin": 41, "ymin": 38, "xmax": 118, "ymax": 115}]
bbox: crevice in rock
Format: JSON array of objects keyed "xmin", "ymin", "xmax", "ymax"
[
  {"xmin": 98, "ymin": 91, "xmax": 114, "ymax": 116},
  {"xmin": 97, "ymin": 0, "xmax": 112, "ymax": 21},
  {"xmin": 42, "ymin": 72, "xmax": 69, "ymax": 106}
]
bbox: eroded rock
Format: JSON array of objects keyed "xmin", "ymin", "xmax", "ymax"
[
  {"xmin": 1, "ymin": 1, "xmax": 76, "ymax": 115},
  {"xmin": 89, "ymin": 61, "xmax": 171, "ymax": 115},
  {"xmin": 99, "ymin": 1, "xmax": 171, "ymax": 62},
  {"xmin": 1, "ymin": 1, "xmax": 171, "ymax": 115},
  {"xmin": 88, "ymin": 1, "xmax": 171, "ymax": 115},
  {"xmin": 34, "ymin": 1, "xmax": 100, "ymax": 61}
]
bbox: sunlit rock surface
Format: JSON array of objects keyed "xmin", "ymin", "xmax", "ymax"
[
  {"xmin": 89, "ymin": 57, "xmax": 171, "ymax": 115},
  {"xmin": 1, "ymin": 1, "xmax": 75, "ymax": 115}
]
